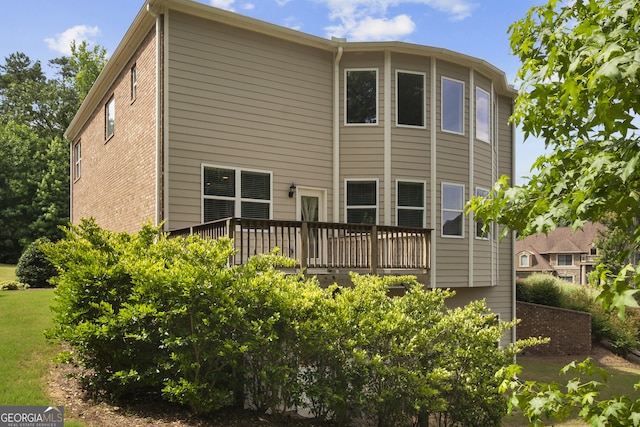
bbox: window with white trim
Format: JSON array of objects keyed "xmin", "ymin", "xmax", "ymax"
[
  {"xmin": 396, "ymin": 180, "xmax": 425, "ymax": 227},
  {"xmin": 476, "ymin": 87, "xmax": 490, "ymax": 142},
  {"xmin": 346, "ymin": 69, "xmax": 377, "ymax": 124},
  {"xmin": 558, "ymin": 275, "xmax": 574, "ymax": 283},
  {"xmin": 475, "ymin": 187, "xmax": 490, "ymax": 239},
  {"xmin": 131, "ymin": 64, "xmax": 137, "ymax": 102},
  {"xmin": 105, "ymin": 96, "xmax": 115, "ymax": 140},
  {"xmin": 396, "ymin": 71, "xmax": 425, "ymax": 127},
  {"xmin": 202, "ymin": 166, "xmax": 271, "ymax": 222},
  {"xmin": 519, "ymin": 254, "xmax": 529, "ymax": 267},
  {"xmin": 557, "ymin": 254, "xmax": 573, "ymax": 266},
  {"xmin": 346, "ymin": 179, "xmax": 377, "ymax": 224},
  {"xmin": 442, "ymin": 183, "xmax": 464, "ymax": 237},
  {"xmin": 441, "ymin": 77, "xmax": 464, "ymax": 134},
  {"xmin": 73, "ymin": 141, "xmax": 81, "ymax": 181}
]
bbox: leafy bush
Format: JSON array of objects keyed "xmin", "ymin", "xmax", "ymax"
[
  {"xmin": 15, "ymin": 238, "xmax": 57, "ymax": 288},
  {"xmin": 521, "ymin": 274, "xmax": 562, "ymax": 307},
  {"xmin": 515, "ymin": 278, "xmax": 529, "ymax": 301},
  {"xmin": 0, "ymin": 280, "xmax": 29, "ymax": 290},
  {"xmin": 42, "ymin": 219, "xmax": 538, "ymax": 424}
]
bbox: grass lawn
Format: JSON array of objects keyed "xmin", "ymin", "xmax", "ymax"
[
  {"xmin": 0, "ymin": 288, "xmax": 86, "ymax": 427},
  {"xmin": 0, "ymin": 263, "xmax": 17, "ymax": 281}
]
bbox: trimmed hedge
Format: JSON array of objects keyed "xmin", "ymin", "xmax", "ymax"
[{"xmin": 42, "ymin": 219, "xmax": 534, "ymax": 425}]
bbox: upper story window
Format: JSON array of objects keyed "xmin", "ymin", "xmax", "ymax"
[
  {"xmin": 441, "ymin": 77, "xmax": 464, "ymax": 134},
  {"xmin": 476, "ymin": 87, "xmax": 490, "ymax": 143},
  {"xmin": 442, "ymin": 182, "xmax": 464, "ymax": 237},
  {"xmin": 105, "ymin": 96, "xmax": 115, "ymax": 140},
  {"xmin": 396, "ymin": 71, "xmax": 425, "ymax": 127},
  {"xmin": 346, "ymin": 69, "xmax": 377, "ymax": 125},
  {"xmin": 590, "ymin": 247, "xmax": 597, "ymax": 256},
  {"xmin": 519, "ymin": 254, "xmax": 530, "ymax": 267},
  {"xmin": 397, "ymin": 180, "xmax": 425, "ymax": 228},
  {"xmin": 475, "ymin": 187, "xmax": 490, "ymax": 239},
  {"xmin": 557, "ymin": 254, "xmax": 573, "ymax": 266},
  {"xmin": 202, "ymin": 165, "xmax": 272, "ymax": 222},
  {"xmin": 131, "ymin": 64, "xmax": 137, "ymax": 102},
  {"xmin": 73, "ymin": 141, "xmax": 81, "ymax": 181},
  {"xmin": 346, "ymin": 179, "xmax": 377, "ymax": 224}
]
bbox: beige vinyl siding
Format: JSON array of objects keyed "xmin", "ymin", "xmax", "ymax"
[
  {"xmin": 339, "ymin": 53, "xmax": 385, "ymax": 223},
  {"xmin": 390, "ymin": 54, "xmax": 431, "ymax": 226},
  {"xmin": 166, "ymin": 11, "xmax": 333, "ymax": 229},
  {"xmin": 434, "ymin": 61, "xmax": 470, "ymax": 287}
]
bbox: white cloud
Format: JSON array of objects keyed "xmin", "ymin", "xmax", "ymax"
[
  {"xmin": 276, "ymin": 0, "xmax": 292, "ymax": 5},
  {"xmin": 210, "ymin": 0, "xmax": 236, "ymax": 11},
  {"xmin": 319, "ymin": 0, "xmax": 475, "ymax": 40},
  {"xmin": 44, "ymin": 25, "xmax": 100, "ymax": 55},
  {"xmin": 241, "ymin": 3, "xmax": 255, "ymax": 10},
  {"xmin": 283, "ymin": 16, "xmax": 303, "ymax": 31},
  {"xmin": 348, "ymin": 14, "xmax": 415, "ymax": 41}
]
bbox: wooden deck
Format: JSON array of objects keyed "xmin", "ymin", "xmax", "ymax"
[{"xmin": 170, "ymin": 218, "xmax": 431, "ymax": 285}]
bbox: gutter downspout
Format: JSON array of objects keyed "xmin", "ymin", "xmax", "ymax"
[
  {"xmin": 146, "ymin": 2, "xmax": 163, "ymax": 228},
  {"xmin": 333, "ymin": 38, "xmax": 344, "ymax": 223}
]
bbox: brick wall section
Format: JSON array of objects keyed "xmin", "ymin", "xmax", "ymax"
[
  {"xmin": 71, "ymin": 27, "xmax": 157, "ymax": 233},
  {"xmin": 517, "ymin": 301, "xmax": 592, "ymax": 356}
]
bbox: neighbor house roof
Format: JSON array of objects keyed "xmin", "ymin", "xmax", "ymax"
[
  {"xmin": 516, "ymin": 222, "xmax": 605, "ymax": 273},
  {"xmin": 64, "ymin": 0, "xmax": 517, "ymax": 141}
]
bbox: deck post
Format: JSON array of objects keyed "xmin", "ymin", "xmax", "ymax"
[
  {"xmin": 300, "ymin": 222, "xmax": 308, "ymax": 269},
  {"xmin": 370, "ymin": 225, "xmax": 378, "ymax": 275}
]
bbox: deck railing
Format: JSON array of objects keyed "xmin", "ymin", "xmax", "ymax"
[{"xmin": 170, "ymin": 218, "xmax": 431, "ymax": 274}]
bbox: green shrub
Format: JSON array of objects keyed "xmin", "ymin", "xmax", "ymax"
[
  {"xmin": 15, "ymin": 238, "xmax": 57, "ymax": 288},
  {"xmin": 42, "ymin": 219, "xmax": 538, "ymax": 424},
  {"xmin": 524, "ymin": 274, "xmax": 562, "ymax": 307},
  {"xmin": 516, "ymin": 278, "xmax": 530, "ymax": 301},
  {"xmin": 0, "ymin": 280, "xmax": 29, "ymax": 290}
]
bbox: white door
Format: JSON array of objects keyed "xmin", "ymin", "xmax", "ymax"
[{"xmin": 297, "ymin": 188, "xmax": 326, "ymax": 263}]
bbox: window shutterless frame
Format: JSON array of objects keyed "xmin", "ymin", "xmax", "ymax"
[
  {"xmin": 73, "ymin": 141, "xmax": 81, "ymax": 181},
  {"xmin": 474, "ymin": 187, "xmax": 490, "ymax": 240},
  {"xmin": 441, "ymin": 77, "xmax": 464, "ymax": 135},
  {"xmin": 475, "ymin": 86, "xmax": 490, "ymax": 143},
  {"xmin": 105, "ymin": 96, "xmax": 115, "ymax": 140},
  {"xmin": 396, "ymin": 70, "xmax": 426, "ymax": 128},
  {"xmin": 130, "ymin": 64, "xmax": 137, "ymax": 102},
  {"xmin": 345, "ymin": 68, "xmax": 378, "ymax": 126},
  {"xmin": 396, "ymin": 179, "xmax": 426, "ymax": 227},
  {"xmin": 441, "ymin": 182, "xmax": 465, "ymax": 238},
  {"xmin": 201, "ymin": 164, "xmax": 273, "ymax": 223},
  {"xmin": 345, "ymin": 178, "xmax": 378, "ymax": 225}
]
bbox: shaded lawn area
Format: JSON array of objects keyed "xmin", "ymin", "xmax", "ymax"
[{"xmin": 0, "ymin": 263, "xmax": 17, "ymax": 281}]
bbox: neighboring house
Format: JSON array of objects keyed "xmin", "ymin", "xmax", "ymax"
[
  {"xmin": 64, "ymin": 0, "xmax": 517, "ymax": 341},
  {"xmin": 516, "ymin": 222, "xmax": 605, "ymax": 285}
]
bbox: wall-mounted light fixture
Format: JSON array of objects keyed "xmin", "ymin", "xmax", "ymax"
[{"xmin": 289, "ymin": 183, "xmax": 296, "ymax": 198}]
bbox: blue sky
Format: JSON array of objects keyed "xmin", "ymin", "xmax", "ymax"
[{"xmin": 1, "ymin": 0, "xmax": 546, "ymax": 182}]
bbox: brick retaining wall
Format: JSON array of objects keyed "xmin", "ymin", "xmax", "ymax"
[{"xmin": 516, "ymin": 301, "xmax": 591, "ymax": 356}]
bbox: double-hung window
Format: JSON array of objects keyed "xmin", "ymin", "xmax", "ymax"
[
  {"xmin": 475, "ymin": 187, "xmax": 490, "ymax": 239},
  {"xmin": 442, "ymin": 183, "xmax": 464, "ymax": 237},
  {"xmin": 476, "ymin": 87, "xmax": 490, "ymax": 142},
  {"xmin": 202, "ymin": 165, "xmax": 271, "ymax": 222},
  {"xmin": 519, "ymin": 254, "xmax": 530, "ymax": 268},
  {"xmin": 557, "ymin": 254, "xmax": 573, "ymax": 266},
  {"xmin": 131, "ymin": 65, "xmax": 137, "ymax": 102},
  {"xmin": 346, "ymin": 69, "xmax": 377, "ymax": 124},
  {"xmin": 396, "ymin": 71, "xmax": 425, "ymax": 127},
  {"xmin": 346, "ymin": 179, "xmax": 377, "ymax": 224},
  {"xmin": 73, "ymin": 141, "xmax": 81, "ymax": 181},
  {"xmin": 441, "ymin": 77, "xmax": 464, "ymax": 134},
  {"xmin": 105, "ymin": 96, "xmax": 115, "ymax": 140},
  {"xmin": 397, "ymin": 180, "xmax": 425, "ymax": 227}
]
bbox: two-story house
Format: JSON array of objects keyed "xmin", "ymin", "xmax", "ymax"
[
  {"xmin": 64, "ymin": 0, "xmax": 517, "ymax": 341},
  {"xmin": 516, "ymin": 222, "xmax": 605, "ymax": 285}
]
